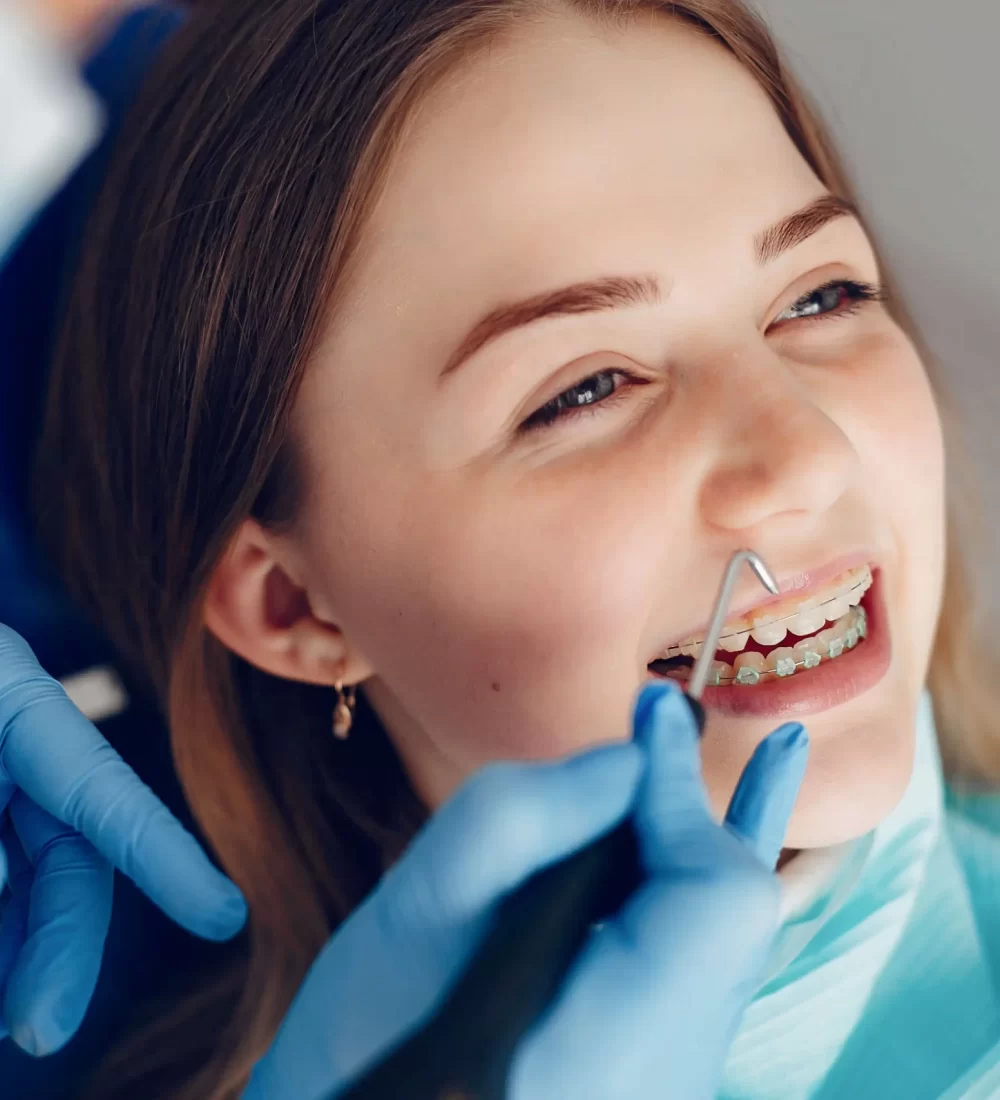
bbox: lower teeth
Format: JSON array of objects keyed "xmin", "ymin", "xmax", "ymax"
[{"xmin": 651, "ymin": 604, "xmax": 867, "ymax": 688}]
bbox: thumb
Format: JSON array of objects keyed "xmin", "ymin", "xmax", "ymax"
[{"xmin": 631, "ymin": 680, "xmax": 720, "ymax": 871}]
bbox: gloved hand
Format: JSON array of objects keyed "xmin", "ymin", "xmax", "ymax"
[
  {"xmin": 245, "ymin": 678, "xmax": 809, "ymax": 1100},
  {"xmin": 0, "ymin": 624, "xmax": 247, "ymax": 1055}
]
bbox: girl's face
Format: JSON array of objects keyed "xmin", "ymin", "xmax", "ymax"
[{"xmin": 264, "ymin": 9, "xmax": 946, "ymax": 847}]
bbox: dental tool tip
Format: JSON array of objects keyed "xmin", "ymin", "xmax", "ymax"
[{"xmin": 688, "ymin": 549, "xmax": 778, "ymax": 701}]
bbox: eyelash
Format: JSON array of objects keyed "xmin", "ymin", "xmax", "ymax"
[{"xmin": 519, "ymin": 278, "xmax": 888, "ymax": 434}]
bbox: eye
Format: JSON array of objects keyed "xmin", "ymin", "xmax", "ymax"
[
  {"xmin": 772, "ymin": 278, "xmax": 887, "ymax": 327},
  {"xmin": 517, "ymin": 278, "xmax": 884, "ymax": 436},
  {"xmin": 519, "ymin": 368, "xmax": 644, "ymax": 434}
]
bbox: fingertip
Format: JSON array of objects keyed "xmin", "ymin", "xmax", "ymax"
[
  {"xmin": 6, "ymin": 985, "xmax": 79, "ymax": 1058},
  {"xmin": 763, "ymin": 722, "xmax": 809, "ymax": 757},
  {"xmin": 10, "ymin": 1023, "xmax": 43, "ymax": 1057},
  {"xmin": 11, "ymin": 1016, "xmax": 69, "ymax": 1059},
  {"xmin": 632, "ymin": 678, "xmax": 681, "ymax": 735},
  {"xmin": 124, "ymin": 813, "xmax": 249, "ymax": 941},
  {"xmin": 632, "ymin": 679, "xmax": 693, "ymax": 747},
  {"xmin": 184, "ymin": 884, "xmax": 249, "ymax": 942}
]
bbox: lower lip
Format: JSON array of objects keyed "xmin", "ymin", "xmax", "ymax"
[{"xmin": 651, "ymin": 568, "xmax": 892, "ymax": 720}]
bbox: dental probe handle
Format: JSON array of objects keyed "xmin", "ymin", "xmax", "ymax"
[{"xmin": 336, "ymin": 697, "xmax": 706, "ymax": 1100}]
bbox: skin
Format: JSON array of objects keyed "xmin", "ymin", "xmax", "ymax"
[
  {"xmin": 33, "ymin": 0, "xmax": 136, "ymax": 44},
  {"xmin": 205, "ymin": 6, "xmax": 946, "ymax": 853}
]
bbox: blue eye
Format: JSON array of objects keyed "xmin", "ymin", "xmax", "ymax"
[
  {"xmin": 520, "ymin": 368, "xmax": 641, "ymax": 434},
  {"xmin": 773, "ymin": 278, "xmax": 886, "ymax": 325},
  {"xmin": 519, "ymin": 278, "xmax": 886, "ymax": 434}
]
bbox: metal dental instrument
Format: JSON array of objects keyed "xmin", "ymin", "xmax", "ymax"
[
  {"xmin": 337, "ymin": 548, "xmax": 780, "ymax": 1100},
  {"xmin": 687, "ymin": 548, "xmax": 780, "ymax": 703}
]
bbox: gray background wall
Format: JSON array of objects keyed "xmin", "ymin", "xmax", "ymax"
[{"xmin": 755, "ymin": 0, "xmax": 999, "ymax": 576}]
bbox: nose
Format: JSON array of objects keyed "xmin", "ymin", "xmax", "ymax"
[{"xmin": 698, "ymin": 365, "xmax": 859, "ymax": 534}]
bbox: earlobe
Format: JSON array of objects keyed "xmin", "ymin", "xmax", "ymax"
[{"xmin": 203, "ymin": 520, "xmax": 354, "ymax": 686}]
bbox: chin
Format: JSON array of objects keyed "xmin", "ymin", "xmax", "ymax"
[
  {"xmin": 778, "ymin": 688, "xmax": 920, "ymax": 850},
  {"xmin": 703, "ymin": 678, "xmax": 922, "ymax": 851}
]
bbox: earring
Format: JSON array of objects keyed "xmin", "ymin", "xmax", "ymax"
[{"xmin": 333, "ymin": 681, "xmax": 357, "ymax": 739}]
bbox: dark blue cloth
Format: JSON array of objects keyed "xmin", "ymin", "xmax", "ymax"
[
  {"xmin": 0, "ymin": 4, "xmax": 183, "ymax": 678},
  {"xmin": 0, "ymin": 9, "xmax": 224, "ymax": 1097}
]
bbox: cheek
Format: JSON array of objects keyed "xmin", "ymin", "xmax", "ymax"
[
  {"xmin": 317, "ymin": 460, "xmax": 680, "ymax": 768},
  {"xmin": 850, "ymin": 332, "xmax": 946, "ymax": 658},
  {"xmin": 835, "ymin": 327, "xmax": 944, "ymax": 521}
]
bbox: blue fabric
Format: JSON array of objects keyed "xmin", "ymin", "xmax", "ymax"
[
  {"xmin": 719, "ymin": 693, "xmax": 1000, "ymax": 1099},
  {"xmin": 0, "ymin": 693, "xmax": 229, "ymax": 1099},
  {"xmin": 0, "ymin": 9, "xmax": 209, "ymax": 1098},
  {"xmin": 0, "ymin": 4, "xmax": 183, "ymax": 680}
]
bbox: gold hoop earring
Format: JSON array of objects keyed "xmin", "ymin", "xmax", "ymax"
[{"xmin": 333, "ymin": 681, "xmax": 357, "ymax": 740}]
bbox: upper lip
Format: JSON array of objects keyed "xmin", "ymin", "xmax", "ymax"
[{"xmin": 651, "ymin": 550, "xmax": 877, "ymax": 657}]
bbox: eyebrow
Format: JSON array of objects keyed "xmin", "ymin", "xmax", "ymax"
[{"xmin": 440, "ymin": 194, "xmax": 859, "ymax": 377}]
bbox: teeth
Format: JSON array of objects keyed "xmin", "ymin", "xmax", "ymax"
[
  {"xmin": 765, "ymin": 647, "xmax": 797, "ymax": 677},
  {"xmin": 733, "ymin": 652, "xmax": 766, "ymax": 684},
  {"xmin": 792, "ymin": 638, "xmax": 823, "ymax": 668},
  {"xmin": 786, "ymin": 604, "xmax": 827, "ymax": 637},
  {"xmin": 656, "ymin": 564, "xmax": 873, "ymax": 659},
  {"xmin": 823, "ymin": 595, "xmax": 850, "ymax": 622},
  {"xmin": 650, "ymin": 604, "xmax": 867, "ymax": 687},
  {"xmin": 816, "ymin": 627, "xmax": 843, "ymax": 659},
  {"xmin": 838, "ymin": 613, "xmax": 860, "ymax": 649},
  {"xmin": 750, "ymin": 619, "xmax": 788, "ymax": 647},
  {"xmin": 709, "ymin": 659, "xmax": 734, "ymax": 686},
  {"xmin": 718, "ymin": 630, "xmax": 751, "ymax": 654}
]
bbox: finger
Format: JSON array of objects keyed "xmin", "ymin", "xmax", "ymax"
[
  {"xmin": 510, "ymin": 871, "xmax": 774, "ymax": 1095},
  {"xmin": 724, "ymin": 724, "xmax": 810, "ymax": 870},
  {"xmin": 0, "ymin": 625, "xmax": 246, "ymax": 940},
  {"xmin": 0, "ymin": 820, "xmax": 32, "ymax": 1045},
  {"xmin": 0, "ymin": 888, "xmax": 31, "ymax": 1033},
  {"xmin": 513, "ymin": 862, "xmax": 781, "ymax": 1100},
  {"xmin": 378, "ymin": 741, "xmax": 643, "ymax": 947},
  {"xmin": 0, "ymin": 793, "xmax": 113, "ymax": 1055},
  {"xmin": 1, "ymin": 766, "xmax": 13, "ymax": 822},
  {"xmin": 630, "ymin": 680, "xmax": 719, "ymax": 870},
  {"xmin": 243, "ymin": 741, "xmax": 644, "ymax": 1100}
]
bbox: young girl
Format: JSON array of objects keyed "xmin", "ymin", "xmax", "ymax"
[{"xmin": 35, "ymin": 0, "xmax": 1000, "ymax": 1096}]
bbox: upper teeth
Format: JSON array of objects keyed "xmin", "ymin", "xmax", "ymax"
[{"xmin": 662, "ymin": 564, "xmax": 873, "ymax": 659}]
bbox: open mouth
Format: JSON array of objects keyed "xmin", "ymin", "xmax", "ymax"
[
  {"xmin": 647, "ymin": 563, "xmax": 892, "ymax": 719},
  {"xmin": 649, "ymin": 563, "xmax": 872, "ymax": 686}
]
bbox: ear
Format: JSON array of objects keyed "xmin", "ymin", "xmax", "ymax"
[{"xmin": 203, "ymin": 519, "xmax": 372, "ymax": 687}]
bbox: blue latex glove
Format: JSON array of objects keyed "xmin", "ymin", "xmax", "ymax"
[
  {"xmin": 0, "ymin": 624, "xmax": 248, "ymax": 1055},
  {"xmin": 245, "ymin": 679, "xmax": 809, "ymax": 1100}
]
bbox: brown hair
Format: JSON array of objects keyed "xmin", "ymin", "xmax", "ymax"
[{"xmin": 35, "ymin": 0, "xmax": 999, "ymax": 1095}]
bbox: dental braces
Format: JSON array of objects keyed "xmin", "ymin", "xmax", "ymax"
[
  {"xmin": 663, "ymin": 604, "xmax": 868, "ymax": 686},
  {"xmin": 665, "ymin": 569, "xmax": 873, "ymax": 657}
]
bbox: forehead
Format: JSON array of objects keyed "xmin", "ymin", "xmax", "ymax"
[
  {"xmin": 316, "ymin": 7, "xmax": 828, "ymax": 401},
  {"xmin": 354, "ymin": 11, "xmax": 820, "ymax": 287}
]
